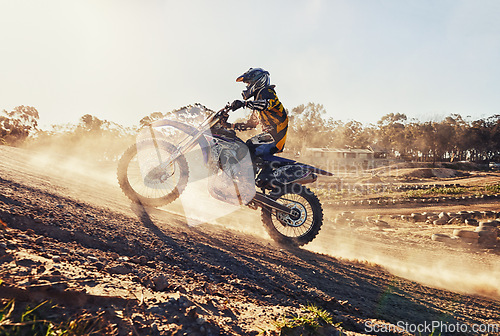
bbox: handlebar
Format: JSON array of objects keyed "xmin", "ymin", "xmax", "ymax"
[{"xmin": 216, "ymin": 103, "xmax": 254, "ymax": 131}]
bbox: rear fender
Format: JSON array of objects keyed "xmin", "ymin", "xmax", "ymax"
[
  {"xmin": 262, "ymin": 155, "xmax": 334, "ymax": 177},
  {"xmin": 305, "ymin": 165, "xmax": 334, "ymax": 176}
]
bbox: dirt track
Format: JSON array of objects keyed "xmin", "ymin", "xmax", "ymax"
[{"xmin": 1, "ymin": 145, "xmax": 500, "ymax": 335}]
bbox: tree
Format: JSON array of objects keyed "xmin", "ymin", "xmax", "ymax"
[
  {"xmin": 482, "ymin": 115, "xmax": 500, "ymax": 161},
  {"xmin": 80, "ymin": 114, "xmax": 104, "ymax": 132},
  {"xmin": 376, "ymin": 113, "xmax": 408, "ymax": 158},
  {"xmin": 343, "ymin": 120, "xmax": 371, "ymax": 148},
  {"xmin": 287, "ymin": 103, "xmax": 328, "ymax": 152},
  {"xmin": 0, "ymin": 105, "xmax": 39, "ymax": 145},
  {"xmin": 325, "ymin": 120, "xmax": 372, "ymax": 149},
  {"xmin": 442, "ymin": 114, "xmax": 467, "ymax": 161},
  {"xmin": 26, "ymin": 113, "xmax": 136, "ymax": 162}
]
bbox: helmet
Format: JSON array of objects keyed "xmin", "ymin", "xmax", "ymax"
[{"xmin": 236, "ymin": 68, "xmax": 270, "ymax": 100}]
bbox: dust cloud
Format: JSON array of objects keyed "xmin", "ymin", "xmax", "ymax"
[
  {"xmin": 24, "ymin": 132, "xmax": 132, "ymax": 187},
  {"xmin": 308, "ymin": 228, "xmax": 500, "ymax": 299},
  {"xmin": 28, "ymin": 151, "xmax": 118, "ymax": 187},
  {"xmin": 20, "ymin": 134, "xmax": 500, "ymax": 300},
  {"xmin": 24, "ymin": 129, "xmax": 267, "ymax": 234}
]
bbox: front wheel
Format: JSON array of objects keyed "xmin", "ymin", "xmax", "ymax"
[
  {"xmin": 117, "ymin": 139, "xmax": 189, "ymax": 207},
  {"xmin": 261, "ymin": 184, "xmax": 323, "ymax": 246}
]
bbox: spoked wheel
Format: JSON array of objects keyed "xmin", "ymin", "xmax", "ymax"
[
  {"xmin": 117, "ymin": 139, "xmax": 189, "ymax": 207},
  {"xmin": 261, "ymin": 184, "xmax": 323, "ymax": 246}
]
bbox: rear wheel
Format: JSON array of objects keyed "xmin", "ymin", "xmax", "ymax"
[
  {"xmin": 261, "ymin": 184, "xmax": 323, "ymax": 246},
  {"xmin": 117, "ymin": 140, "xmax": 189, "ymax": 207}
]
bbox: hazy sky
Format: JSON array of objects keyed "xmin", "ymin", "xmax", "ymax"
[{"xmin": 1, "ymin": 0, "xmax": 499, "ymax": 128}]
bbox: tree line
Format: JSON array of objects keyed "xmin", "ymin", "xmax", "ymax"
[
  {"xmin": 0, "ymin": 106, "xmax": 134, "ymax": 161},
  {"xmin": 2, "ymin": 104, "xmax": 500, "ymax": 163},
  {"xmin": 287, "ymin": 103, "xmax": 500, "ymax": 164}
]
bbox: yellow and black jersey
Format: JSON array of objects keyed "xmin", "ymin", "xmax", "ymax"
[{"xmin": 244, "ymin": 85, "xmax": 288, "ymax": 152}]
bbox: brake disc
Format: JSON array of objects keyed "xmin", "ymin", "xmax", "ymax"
[{"xmin": 277, "ymin": 202, "xmax": 307, "ymax": 227}]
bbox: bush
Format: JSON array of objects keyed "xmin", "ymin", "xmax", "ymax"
[{"xmin": 0, "ymin": 106, "xmax": 39, "ymax": 146}]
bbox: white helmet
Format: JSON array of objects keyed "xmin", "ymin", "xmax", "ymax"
[{"xmin": 236, "ymin": 68, "xmax": 270, "ymax": 100}]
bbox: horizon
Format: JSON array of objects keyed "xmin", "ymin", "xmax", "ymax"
[
  {"xmin": 1, "ymin": 1, "xmax": 499, "ymax": 128},
  {"xmin": 6, "ymin": 102, "xmax": 498, "ymax": 132}
]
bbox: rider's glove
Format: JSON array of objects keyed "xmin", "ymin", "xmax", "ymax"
[
  {"xmin": 233, "ymin": 122, "xmax": 246, "ymax": 131},
  {"xmin": 231, "ymin": 100, "xmax": 245, "ymax": 111}
]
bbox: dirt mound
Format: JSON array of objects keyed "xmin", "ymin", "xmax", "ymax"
[
  {"xmin": 358, "ymin": 175, "xmax": 383, "ymax": 184},
  {"xmin": 377, "ymin": 167, "xmax": 466, "ymax": 179},
  {"xmin": 406, "ymin": 168, "xmax": 464, "ymax": 179},
  {"xmin": 433, "ymin": 168, "xmax": 464, "ymax": 178}
]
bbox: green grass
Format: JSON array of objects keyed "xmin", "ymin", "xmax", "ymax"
[
  {"xmin": 484, "ymin": 184, "xmax": 500, "ymax": 194},
  {"xmin": 311, "ymin": 183, "xmax": 500, "ymax": 202},
  {"xmin": 406, "ymin": 186, "xmax": 467, "ymax": 198},
  {"xmin": 261, "ymin": 304, "xmax": 342, "ymax": 336},
  {"xmin": 0, "ymin": 300, "xmax": 52, "ymax": 336},
  {"xmin": 406, "ymin": 184, "xmax": 500, "ymax": 198},
  {"xmin": 310, "ymin": 186, "xmax": 395, "ymax": 200},
  {"xmin": 418, "ymin": 330, "xmax": 442, "ymax": 336},
  {"xmin": 0, "ymin": 299, "xmax": 114, "ymax": 336}
]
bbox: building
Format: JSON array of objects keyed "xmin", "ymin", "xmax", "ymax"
[{"xmin": 303, "ymin": 147, "xmax": 387, "ymax": 171}]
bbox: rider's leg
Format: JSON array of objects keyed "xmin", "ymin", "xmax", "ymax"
[
  {"xmin": 254, "ymin": 142, "xmax": 279, "ymax": 187},
  {"xmin": 254, "ymin": 143, "xmax": 277, "ymax": 157}
]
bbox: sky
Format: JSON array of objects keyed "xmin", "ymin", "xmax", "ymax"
[{"xmin": 0, "ymin": 0, "xmax": 499, "ymax": 128}]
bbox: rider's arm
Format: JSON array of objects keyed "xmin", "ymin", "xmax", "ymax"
[
  {"xmin": 245, "ymin": 87, "xmax": 280, "ymax": 112},
  {"xmin": 245, "ymin": 99, "xmax": 269, "ymax": 111}
]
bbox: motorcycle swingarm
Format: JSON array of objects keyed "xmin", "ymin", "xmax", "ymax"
[{"xmin": 252, "ymin": 192, "xmax": 293, "ymax": 215}]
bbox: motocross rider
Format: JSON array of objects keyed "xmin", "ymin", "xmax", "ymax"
[{"xmin": 230, "ymin": 68, "xmax": 289, "ymax": 158}]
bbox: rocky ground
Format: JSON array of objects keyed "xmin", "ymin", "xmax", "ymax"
[{"xmin": 1, "ymin": 145, "xmax": 500, "ymax": 335}]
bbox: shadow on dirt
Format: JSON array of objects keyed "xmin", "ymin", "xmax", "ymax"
[
  {"xmin": 131, "ymin": 202, "xmax": 470, "ymax": 329},
  {"xmin": 3, "ymin": 175, "xmax": 499, "ymax": 333}
]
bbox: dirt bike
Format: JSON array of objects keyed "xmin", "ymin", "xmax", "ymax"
[{"xmin": 117, "ymin": 104, "xmax": 333, "ymax": 246}]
